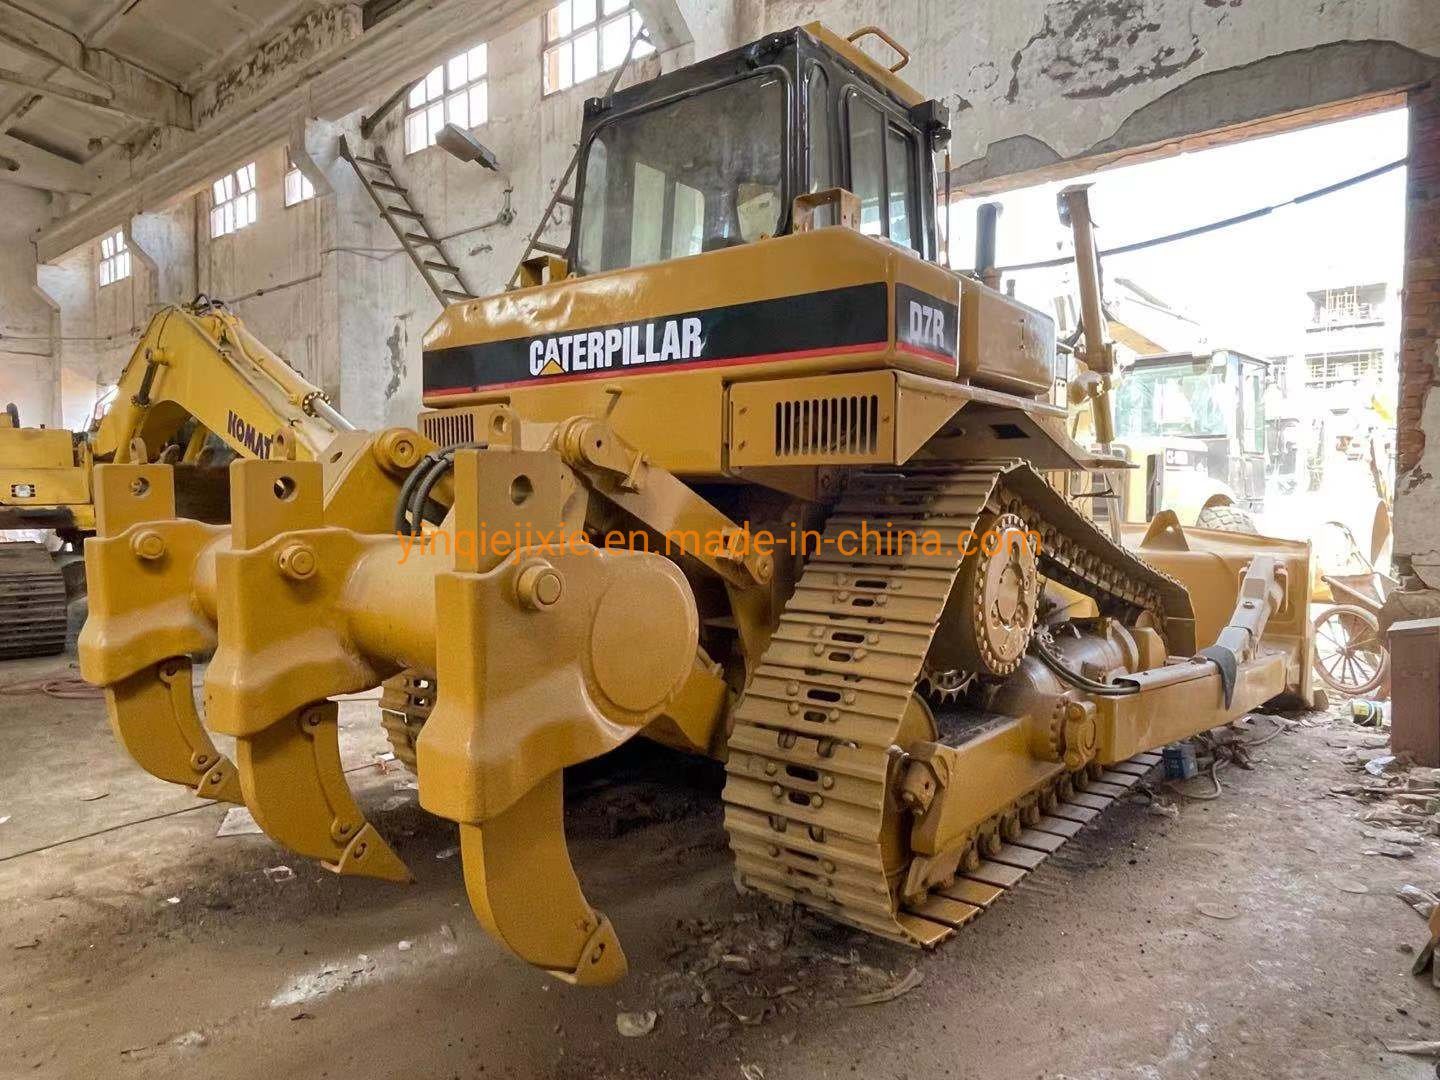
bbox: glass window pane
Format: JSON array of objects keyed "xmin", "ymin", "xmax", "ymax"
[
  {"xmin": 670, "ymin": 181, "xmax": 704, "ymax": 259},
  {"xmin": 600, "ymin": 15, "xmax": 629, "ymax": 70},
  {"xmin": 447, "ymin": 91, "xmax": 469, "ymax": 128},
  {"xmin": 405, "ymin": 110, "xmax": 427, "ymax": 153},
  {"xmin": 577, "ymin": 74, "xmax": 785, "ymax": 273},
  {"xmin": 285, "ymin": 169, "xmax": 301, "ymax": 206},
  {"xmin": 601, "ymin": 0, "xmax": 626, "ymax": 14},
  {"xmin": 100, "ymin": 261, "xmax": 111, "ymax": 286},
  {"xmin": 578, "ymin": 139, "xmax": 606, "ymax": 266},
  {"xmin": 469, "ymin": 82, "xmax": 488, "ymax": 126},
  {"xmin": 101, "ymin": 235, "xmax": 113, "ymax": 258},
  {"xmin": 886, "ymin": 126, "xmax": 914, "ymax": 250},
  {"xmin": 468, "ymin": 44, "xmax": 486, "ymax": 78},
  {"xmin": 119, "ymin": 251, "xmax": 129, "ymax": 277},
  {"xmin": 544, "ymin": 42, "xmax": 572, "ymax": 93},
  {"xmin": 546, "ymin": 0, "xmax": 571, "ymax": 40},
  {"xmin": 632, "ymin": 11, "xmax": 653, "ymax": 56},
  {"xmin": 425, "ymin": 64, "xmax": 443, "ymax": 102},
  {"xmin": 212, "ymin": 177, "xmax": 228, "ymax": 202},
  {"xmin": 807, "ymin": 66, "xmax": 831, "ymax": 194},
  {"xmin": 846, "ymin": 96, "xmax": 884, "ymax": 237},
  {"xmin": 572, "ymin": 0, "xmax": 595, "ymax": 27},
  {"xmin": 573, "ymin": 28, "xmax": 598, "ymax": 82},
  {"xmin": 426, "ymin": 102, "xmax": 445, "ymax": 142},
  {"xmin": 629, "ymin": 160, "xmax": 665, "ymax": 267},
  {"xmin": 408, "ymin": 81, "xmax": 426, "ymax": 108},
  {"xmin": 210, "ymin": 205, "xmax": 225, "ymax": 237},
  {"xmin": 447, "ymin": 52, "xmax": 468, "ymax": 90}
]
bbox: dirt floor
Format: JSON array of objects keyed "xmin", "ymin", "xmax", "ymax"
[{"xmin": 2, "ymin": 654, "xmax": 1439, "ymax": 1080}]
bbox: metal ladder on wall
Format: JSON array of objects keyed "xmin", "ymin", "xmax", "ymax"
[
  {"xmin": 506, "ymin": 28, "xmax": 651, "ymax": 290},
  {"xmin": 339, "ymin": 135, "xmax": 476, "ymax": 307}
]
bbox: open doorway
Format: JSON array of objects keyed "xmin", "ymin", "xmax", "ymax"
[{"xmin": 948, "ymin": 108, "xmax": 1408, "ymax": 696}]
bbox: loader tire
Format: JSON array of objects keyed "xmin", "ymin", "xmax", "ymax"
[{"xmin": 1195, "ymin": 503, "xmax": 1256, "ymax": 534}]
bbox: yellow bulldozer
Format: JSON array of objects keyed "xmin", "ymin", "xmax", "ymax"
[
  {"xmin": 0, "ymin": 297, "xmax": 352, "ymax": 658},
  {"xmin": 76, "ymin": 24, "xmax": 1313, "ymax": 986}
]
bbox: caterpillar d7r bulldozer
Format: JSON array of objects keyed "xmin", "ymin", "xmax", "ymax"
[{"xmin": 77, "ymin": 24, "xmax": 1313, "ymax": 985}]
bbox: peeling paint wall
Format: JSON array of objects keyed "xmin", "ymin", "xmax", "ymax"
[{"xmin": 764, "ymin": 0, "xmax": 1439, "ymax": 188}]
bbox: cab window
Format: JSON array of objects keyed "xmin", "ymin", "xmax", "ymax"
[{"xmin": 843, "ymin": 89, "xmax": 919, "ymax": 252}]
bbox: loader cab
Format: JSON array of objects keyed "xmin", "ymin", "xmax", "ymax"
[{"xmin": 568, "ymin": 24, "xmax": 949, "ymax": 276}]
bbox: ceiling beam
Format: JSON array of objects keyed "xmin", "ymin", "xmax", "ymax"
[
  {"xmin": 0, "ymin": 64, "xmax": 116, "ymax": 110},
  {"xmin": 0, "ymin": 130, "xmax": 91, "ymax": 192},
  {"xmin": 35, "ymin": 0, "xmax": 549, "ymax": 261},
  {"xmin": 0, "ymin": 6, "xmax": 191, "ymax": 129}
]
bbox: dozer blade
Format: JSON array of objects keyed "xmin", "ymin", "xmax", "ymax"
[
  {"xmin": 233, "ymin": 700, "xmax": 412, "ymax": 883},
  {"xmin": 459, "ymin": 771, "xmax": 626, "ymax": 986},
  {"xmin": 105, "ymin": 659, "xmax": 242, "ymax": 803}
]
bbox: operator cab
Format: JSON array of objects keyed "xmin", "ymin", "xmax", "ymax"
[{"xmin": 568, "ymin": 24, "xmax": 951, "ymax": 275}]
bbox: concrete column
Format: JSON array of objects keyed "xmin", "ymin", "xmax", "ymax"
[{"xmin": 1385, "ymin": 81, "xmax": 1440, "ymax": 626}]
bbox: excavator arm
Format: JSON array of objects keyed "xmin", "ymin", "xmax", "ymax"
[{"xmin": 92, "ymin": 298, "xmax": 351, "ymax": 466}]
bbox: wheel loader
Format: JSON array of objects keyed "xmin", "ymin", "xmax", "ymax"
[
  {"xmin": 77, "ymin": 23, "xmax": 1313, "ymax": 986},
  {"xmin": 0, "ymin": 297, "xmax": 352, "ymax": 658}
]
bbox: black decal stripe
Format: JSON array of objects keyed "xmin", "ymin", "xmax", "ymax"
[{"xmin": 424, "ymin": 283, "xmax": 888, "ymax": 393}]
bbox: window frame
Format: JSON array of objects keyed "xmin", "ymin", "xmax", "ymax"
[
  {"xmin": 839, "ymin": 84, "xmax": 921, "ymax": 255},
  {"xmin": 403, "ymin": 41, "xmax": 489, "ymax": 156},
  {"xmin": 284, "ymin": 148, "xmax": 316, "ymax": 207},
  {"xmin": 98, "ymin": 229, "xmax": 130, "ymax": 287},
  {"xmin": 210, "ymin": 162, "xmax": 258, "ymax": 239},
  {"xmin": 570, "ymin": 65, "xmax": 795, "ymax": 275},
  {"xmin": 541, "ymin": 0, "xmax": 653, "ymax": 98}
]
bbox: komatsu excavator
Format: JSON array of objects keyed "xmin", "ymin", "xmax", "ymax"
[
  {"xmin": 77, "ymin": 24, "xmax": 1313, "ymax": 985},
  {"xmin": 0, "ymin": 297, "xmax": 352, "ymax": 657}
]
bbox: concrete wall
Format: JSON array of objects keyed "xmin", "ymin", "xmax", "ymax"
[
  {"xmin": 5, "ymin": 0, "xmax": 1438, "ymax": 438},
  {"xmin": 1388, "ymin": 81, "xmax": 1440, "ymax": 616},
  {"xmin": 0, "ymin": 187, "xmax": 58, "ymax": 426}
]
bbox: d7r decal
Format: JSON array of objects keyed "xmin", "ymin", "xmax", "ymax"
[
  {"xmin": 424, "ymin": 284, "xmax": 890, "ymax": 395},
  {"xmin": 894, "ymin": 283, "xmax": 959, "ymax": 371}
]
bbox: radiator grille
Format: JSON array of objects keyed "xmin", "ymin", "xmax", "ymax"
[
  {"xmin": 421, "ymin": 410, "xmax": 475, "ymax": 449},
  {"xmin": 774, "ymin": 394, "xmax": 879, "ymax": 458}
]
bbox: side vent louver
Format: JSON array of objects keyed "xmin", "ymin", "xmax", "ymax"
[
  {"xmin": 421, "ymin": 410, "xmax": 476, "ymax": 449},
  {"xmin": 773, "ymin": 394, "xmax": 880, "ymax": 458}
]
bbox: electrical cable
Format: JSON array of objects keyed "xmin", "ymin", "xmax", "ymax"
[{"xmin": 964, "ymin": 156, "xmax": 1409, "ymax": 275}]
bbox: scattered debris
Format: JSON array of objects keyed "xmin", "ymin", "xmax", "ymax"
[
  {"xmin": 164, "ymin": 896, "xmax": 181, "ymax": 905},
  {"xmin": 77, "ymin": 791, "xmax": 109, "ymax": 802},
  {"xmin": 13, "ymin": 938, "xmax": 39, "ymax": 949},
  {"xmin": 380, "ymin": 794, "xmax": 410, "ymax": 812},
  {"xmin": 1382, "ymin": 1039, "xmax": 1440, "ymax": 1057},
  {"xmin": 438, "ymin": 922, "xmax": 457, "ymax": 955},
  {"xmin": 839, "ymin": 967, "xmax": 923, "ymax": 1007},
  {"xmin": 435, "ymin": 845, "xmax": 459, "ymax": 860},
  {"xmin": 290, "ymin": 1012, "xmax": 314, "ymax": 1022},
  {"xmin": 216, "ymin": 806, "xmax": 263, "ymax": 837},
  {"xmin": 264, "ymin": 865, "xmax": 295, "ymax": 884},
  {"xmin": 1146, "ymin": 800, "xmax": 1180, "ymax": 819},
  {"xmin": 0, "ymin": 814, "xmax": 11, "ymax": 825},
  {"xmin": 1365, "ymin": 755, "xmax": 1400, "ymax": 777},
  {"xmin": 1195, "ymin": 902, "xmax": 1239, "ymax": 920},
  {"xmin": 740, "ymin": 1065, "xmax": 765, "ymax": 1080},
  {"xmin": 1398, "ymin": 885, "xmax": 1439, "ymax": 919},
  {"xmin": 1335, "ymin": 880, "xmax": 1370, "ymax": 895},
  {"xmin": 1363, "ymin": 843, "xmax": 1414, "ymax": 859},
  {"xmin": 171, "ymin": 1030, "xmax": 207, "ymax": 1049},
  {"xmin": 616, "ymin": 1010, "xmax": 658, "ymax": 1037},
  {"xmin": 398, "ymin": 940, "xmax": 413, "ymax": 952}
]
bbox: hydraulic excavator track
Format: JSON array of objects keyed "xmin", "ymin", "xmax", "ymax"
[
  {"xmin": 722, "ymin": 460, "xmax": 1184, "ymax": 944},
  {"xmin": 0, "ymin": 542, "xmax": 68, "ymax": 660}
]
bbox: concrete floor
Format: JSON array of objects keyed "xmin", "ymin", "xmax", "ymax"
[{"xmin": 2, "ymin": 653, "xmax": 1439, "ymax": 1080}]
